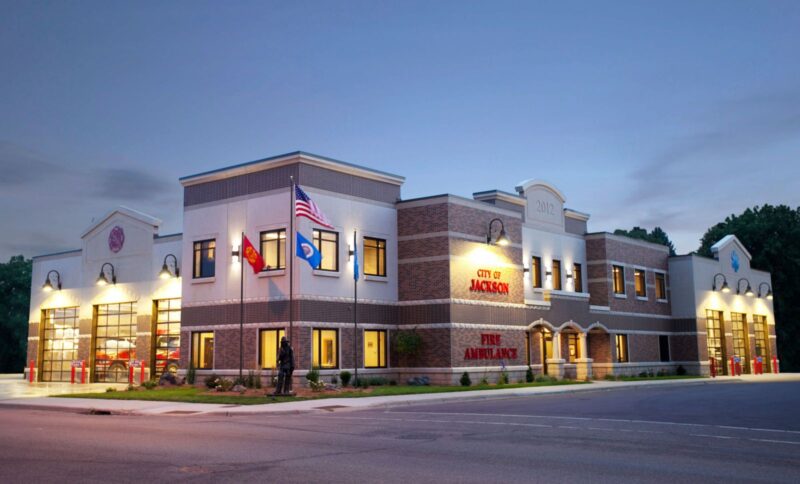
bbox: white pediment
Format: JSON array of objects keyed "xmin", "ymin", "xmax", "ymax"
[{"xmin": 515, "ymin": 179, "xmax": 566, "ymax": 230}]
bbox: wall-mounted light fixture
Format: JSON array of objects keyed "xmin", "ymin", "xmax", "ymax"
[
  {"xmin": 96, "ymin": 262, "xmax": 116, "ymax": 286},
  {"xmin": 42, "ymin": 270, "xmax": 62, "ymax": 292},
  {"xmin": 522, "ymin": 266, "xmax": 530, "ymax": 273},
  {"xmin": 758, "ymin": 282, "xmax": 773, "ymax": 300},
  {"xmin": 736, "ymin": 277, "xmax": 754, "ymax": 297},
  {"xmin": 712, "ymin": 273, "xmax": 730, "ymax": 293},
  {"xmin": 159, "ymin": 254, "xmax": 180, "ymax": 279},
  {"xmin": 231, "ymin": 243, "xmax": 241, "ymax": 264},
  {"xmin": 566, "ymin": 272, "xmax": 573, "ymax": 280},
  {"xmin": 545, "ymin": 269, "xmax": 552, "ymax": 278},
  {"xmin": 486, "ymin": 218, "xmax": 509, "ymax": 246}
]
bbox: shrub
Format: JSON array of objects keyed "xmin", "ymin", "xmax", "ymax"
[
  {"xmin": 187, "ymin": 362, "xmax": 196, "ymax": 385},
  {"xmin": 535, "ymin": 374, "xmax": 556, "ymax": 383},
  {"xmin": 676, "ymin": 365, "xmax": 687, "ymax": 376},
  {"xmin": 480, "ymin": 377, "xmax": 489, "ymax": 385},
  {"xmin": 306, "ymin": 368, "xmax": 320, "ymax": 384},
  {"xmin": 204, "ymin": 373, "xmax": 221, "ymax": 389},
  {"xmin": 309, "ymin": 380, "xmax": 326, "ymax": 392},
  {"xmin": 460, "ymin": 371, "xmax": 471, "ymax": 387},
  {"xmin": 389, "ymin": 380, "xmax": 397, "ymax": 386},
  {"xmin": 339, "ymin": 370, "xmax": 352, "ymax": 387},
  {"xmin": 142, "ymin": 380, "xmax": 157, "ymax": 390},
  {"xmin": 498, "ymin": 371, "xmax": 509, "ymax": 385},
  {"xmin": 217, "ymin": 378, "xmax": 234, "ymax": 392},
  {"xmin": 105, "ymin": 387, "xmax": 116, "ymax": 393},
  {"xmin": 331, "ymin": 375, "xmax": 338, "ymax": 385},
  {"xmin": 638, "ymin": 371, "xmax": 649, "ymax": 378},
  {"xmin": 525, "ymin": 366, "xmax": 534, "ymax": 383},
  {"xmin": 233, "ymin": 376, "xmax": 247, "ymax": 387},
  {"xmin": 368, "ymin": 377, "xmax": 388, "ymax": 386},
  {"xmin": 126, "ymin": 384, "xmax": 135, "ymax": 392}
]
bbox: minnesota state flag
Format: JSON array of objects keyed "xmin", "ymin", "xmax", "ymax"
[{"xmin": 296, "ymin": 231, "xmax": 322, "ymax": 269}]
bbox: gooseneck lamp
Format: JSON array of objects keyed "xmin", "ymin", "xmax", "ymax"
[
  {"xmin": 758, "ymin": 282, "xmax": 773, "ymax": 300},
  {"xmin": 159, "ymin": 253, "xmax": 180, "ymax": 279},
  {"xmin": 96, "ymin": 262, "xmax": 116, "ymax": 286},
  {"xmin": 736, "ymin": 277, "xmax": 754, "ymax": 297},
  {"xmin": 42, "ymin": 270, "xmax": 62, "ymax": 292},
  {"xmin": 486, "ymin": 218, "xmax": 509, "ymax": 246},
  {"xmin": 712, "ymin": 273, "xmax": 730, "ymax": 293}
]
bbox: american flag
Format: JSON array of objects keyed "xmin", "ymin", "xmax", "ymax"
[{"xmin": 295, "ymin": 185, "xmax": 334, "ymax": 228}]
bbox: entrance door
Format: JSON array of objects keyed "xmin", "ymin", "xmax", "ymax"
[
  {"xmin": 541, "ymin": 330, "xmax": 553, "ymax": 374},
  {"xmin": 40, "ymin": 308, "xmax": 79, "ymax": 382},
  {"xmin": 94, "ymin": 303, "xmax": 136, "ymax": 383}
]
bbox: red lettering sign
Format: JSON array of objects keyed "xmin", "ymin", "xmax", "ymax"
[{"xmin": 464, "ymin": 334, "xmax": 518, "ymax": 361}]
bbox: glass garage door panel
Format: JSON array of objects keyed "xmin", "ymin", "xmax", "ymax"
[
  {"xmin": 94, "ymin": 303, "xmax": 136, "ymax": 383},
  {"xmin": 154, "ymin": 298, "xmax": 181, "ymax": 377},
  {"xmin": 41, "ymin": 308, "xmax": 79, "ymax": 382}
]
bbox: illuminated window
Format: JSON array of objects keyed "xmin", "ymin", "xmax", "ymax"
[
  {"xmin": 567, "ymin": 333, "xmax": 579, "ymax": 362},
  {"xmin": 312, "ymin": 230, "xmax": 338, "ymax": 272},
  {"xmin": 573, "ymin": 263, "xmax": 583, "ymax": 292},
  {"xmin": 615, "ymin": 334, "xmax": 628, "ymax": 363},
  {"xmin": 260, "ymin": 329, "xmax": 286, "ymax": 369},
  {"xmin": 634, "ymin": 269, "xmax": 646, "ymax": 297},
  {"xmin": 312, "ymin": 329, "xmax": 338, "ymax": 369},
  {"xmin": 364, "ymin": 237, "xmax": 386, "ymax": 277},
  {"xmin": 154, "ymin": 298, "xmax": 181, "ymax": 377},
  {"xmin": 260, "ymin": 229, "xmax": 286, "ymax": 271},
  {"xmin": 612, "ymin": 265, "xmax": 625, "ymax": 295},
  {"xmin": 191, "ymin": 331, "xmax": 214, "ymax": 369},
  {"xmin": 94, "ymin": 302, "xmax": 137, "ymax": 383},
  {"xmin": 655, "ymin": 273, "xmax": 667, "ymax": 300},
  {"xmin": 552, "ymin": 260, "xmax": 562, "ymax": 290},
  {"xmin": 193, "ymin": 239, "xmax": 216, "ymax": 278},
  {"xmin": 705, "ymin": 310, "xmax": 725, "ymax": 374},
  {"xmin": 531, "ymin": 256, "xmax": 542, "ymax": 288},
  {"xmin": 40, "ymin": 307, "xmax": 79, "ymax": 382},
  {"xmin": 659, "ymin": 335, "xmax": 670, "ymax": 362},
  {"xmin": 753, "ymin": 315, "xmax": 769, "ymax": 372},
  {"xmin": 731, "ymin": 313, "xmax": 749, "ymax": 373},
  {"xmin": 364, "ymin": 330, "xmax": 387, "ymax": 368}
]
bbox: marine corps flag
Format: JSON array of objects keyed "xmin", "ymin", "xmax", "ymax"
[{"xmin": 242, "ymin": 234, "xmax": 265, "ymax": 274}]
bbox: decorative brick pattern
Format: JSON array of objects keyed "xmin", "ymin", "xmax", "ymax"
[
  {"xmin": 389, "ymin": 328, "xmax": 450, "ymax": 368},
  {"xmin": 588, "ymin": 332, "xmax": 611, "ymax": 363},
  {"xmin": 628, "ymin": 334, "xmax": 660, "ymax": 362},
  {"xmin": 398, "ymin": 261, "xmax": 450, "ymax": 301},
  {"xmin": 397, "ymin": 203, "xmax": 449, "ymax": 236}
]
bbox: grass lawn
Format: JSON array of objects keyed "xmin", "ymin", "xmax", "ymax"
[
  {"xmin": 603, "ymin": 375, "xmax": 705, "ymax": 382},
  {"xmin": 54, "ymin": 379, "xmax": 588, "ymax": 405}
]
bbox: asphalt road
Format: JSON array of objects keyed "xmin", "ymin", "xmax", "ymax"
[{"xmin": 1, "ymin": 381, "xmax": 799, "ymax": 483}]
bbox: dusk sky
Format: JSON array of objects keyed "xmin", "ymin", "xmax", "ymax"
[{"xmin": 2, "ymin": 1, "xmax": 799, "ymax": 260}]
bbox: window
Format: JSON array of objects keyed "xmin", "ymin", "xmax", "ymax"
[
  {"xmin": 191, "ymin": 331, "xmax": 214, "ymax": 369},
  {"xmin": 566, "ymin": 333, "xmax": 579, "ymax": 362},
  {"xmin": 364, "ymin": 330, "xmax": 387, "ymax": 368},
  {"xmin": 654, "ymin": 273, "xmax": 666, "ymax": 300},
  {"xmin": 531, "ymin": 256, "xmax": 542, "ymax": 288},
  {"xmin": 753, "ymin": 315, "xmax": 770, "ymax": 372},
  {"xmin": 659, "ymin": 335, "xmax": 670, "ymax": 362},
  {"xmin": 259, "ymin": 329, "xmax": 286, "ymax": 369},
  {"xmin": 260, "ymin": 229, "xmax": 286, "ymax": 271},
  {"xmin": 193, "ymin": 239, "xmax": 216, "ymax": 278},
  {"xmin": 94, "ymin": 303, "xmax": 136, "ymax": 383},
  {"xmin": 573, "ymin": 263, "xmax": 583, "ymax": 293},
  {"xmin": 364, "ymin": 237, "xmax": 387, "ymax": 277},
  {"xmin": 612, "ymin": 265, "xmax": 625, "ymax": 295},
  {"xmin": 634, "ymin": 269, "xmax": 646, "ymax": 298},
  {"xmin": 153, "ymin": 298, "xmax": 181, "ymax": 377},
  {"xmin": 40, "ymin": 307, "xmax": 79, "ymax": 382},
  {"xmin": 615, "ymin": 334, "xmax": 628, "ymax": 363},
  {"xmin": 552, "ymin": 259, "xmax": 562, "ymax": 290},
  {"xmin": 731, "ymin": 313, "xmax": 749, "ymax": 373},
  {"xmin": 312, "ymin": 329, "xmax": 338, "ymax": 368},
  {"xmin": 706, "ymin": 310, "xmax": 725, "ymax": 375},
  {"xmin": 312, "ymin": 230, "xmax": 338, "ymax": 272}
]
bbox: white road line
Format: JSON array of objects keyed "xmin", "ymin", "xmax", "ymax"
[
  {"xmin": 691, "ymin": 434, "xmax": 734, "ymax": 440},
  {"xmin": 748, "ymin": 438, "xmax": 800, "ymax": 445},
  {"xmin": 316, "ymin": 415, "xmax": 554, "ymax": 429}
]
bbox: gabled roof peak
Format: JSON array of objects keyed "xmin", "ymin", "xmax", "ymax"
[
  {"xmin": 80, "ymin": 206, "xmax": 162, "ymax": 239},
  {"xmin": 710, "ymin": 234, "xmax": 752, "ymax": 261}
]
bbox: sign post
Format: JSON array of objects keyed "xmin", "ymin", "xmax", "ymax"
[
  {"xmin": 81, "ymin": 360, "xmax": 86, "ymax": 384},
  {"xmin": 71, "ymin": 361, "xmax": 76, "ymax": 384},
  {"xmin": 29, "ymin": 360, "xmax": 34, "ymax": 383}
]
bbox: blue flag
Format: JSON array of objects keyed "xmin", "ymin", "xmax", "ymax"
[
  {"xmin": 353, "ymin": 237, "xmax": 359, "ymax": 281},
  {"xmin": 296, "ymin": 232, "xmax": 322, "ymax": 269}
]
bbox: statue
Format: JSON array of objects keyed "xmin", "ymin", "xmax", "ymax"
[{"xmin": 273, "ymin": 336, "xmax": 295, "ymax": 396}]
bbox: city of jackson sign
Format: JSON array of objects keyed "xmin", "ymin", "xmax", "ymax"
[
  {"xmin": 469, "ymin": 268, "xmax": 510, "ymax": 294},
  {"xmin": 464, "ymin": 333, "xmax": 518, "ymax": 360}
]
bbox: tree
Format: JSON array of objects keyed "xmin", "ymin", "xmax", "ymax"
[
  {"xmin": 697, "ymin": 205, "xmax": 800, "ymax": 372},
  {"xmin": 613, "ymin": 226, "xmax": 677, "ymax": 255},
  {"xmin": 0, "ymin": 255, "xmax": 32, "ymax": 372}
]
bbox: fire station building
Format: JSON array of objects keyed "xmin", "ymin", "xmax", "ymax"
[{"xmin": 26, "ymin": 151, "xmax": 779, "ymax": 384}]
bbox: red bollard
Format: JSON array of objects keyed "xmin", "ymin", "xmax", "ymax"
[
  {"xmin": 730, "ymin": 356, "xmax": 736, "ymax": 377},
  {"xmin": 772, "ymin": 355, "xmax": 779, "ymax": 374},
  {"xmin": 128, "ymin": 364, "xmax": 134, "ymax": 385},
  {"xmin": 80, "ymin": 360, "xmax": 86, "ymax": 384},
  {"xmin": 710, "ymin": 358, "xmax": 717, "ymax": 378},
  {"xmin": 29, "ymin": 360, "xmax": 34, "ymax": 383},
  {"xmin": 71, "ymin": 363, "xmax": 76, "ymax": 384},
  {"xmin": 140, "ymin": 360, "xmax": 145, "ymax": 384}
]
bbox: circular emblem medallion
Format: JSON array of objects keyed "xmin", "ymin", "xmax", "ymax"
[{"xmin": 108, "ymin": 226, "xmax": 125, "ymax": 253}]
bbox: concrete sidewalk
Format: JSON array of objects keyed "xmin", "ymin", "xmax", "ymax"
[{"xmin": 1, "ymin": 374, "xmax": 798, "ymax": 416}]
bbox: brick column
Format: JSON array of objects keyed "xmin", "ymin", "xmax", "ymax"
[{"xmin": 547, "ymin": 331, "xmax": 565, "ymax": 379}]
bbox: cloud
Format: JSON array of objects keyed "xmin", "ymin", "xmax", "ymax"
[
  {"xmin": 0, "ymin": 141, "xmax": 68, "ymax": 187},
  {"xmin": 92, "ymin": 167, "xmax": 174, "ymax": 200}
]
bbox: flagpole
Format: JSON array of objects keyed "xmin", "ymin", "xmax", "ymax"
[
  {"xmin": 353, "ymin": 229, "xmax": 358, "ymax": 386},
  {"xmin": 239, "ymin": 231, "xmax": 244, "ymax": 382},
  {"xmin": 289, "ymin": 176, "xmax": 295, "ymax": 347}
]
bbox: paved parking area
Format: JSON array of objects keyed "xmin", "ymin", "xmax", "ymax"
[{"xmin": 0, "ymin": 374, "xmax": 127, "ymax": 400}]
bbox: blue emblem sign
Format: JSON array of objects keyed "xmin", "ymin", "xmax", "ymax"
[{"xmin": 731, "ymin": 250, "xmax": 740, "ymax": 272}]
